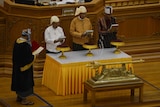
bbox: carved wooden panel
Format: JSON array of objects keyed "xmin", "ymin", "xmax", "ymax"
[
  {"xmin": 116, "ymin": 14, "xmax": 160, "ymax": 39},
  {"xmin": 0, "ymin": 25, "xmax": 5, "ymax": 54}
]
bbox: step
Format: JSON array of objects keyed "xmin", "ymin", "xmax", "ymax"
[
  {"xmin": 120, "ymin": 43, "xmax": 160, "ymax": 54},
  {"xmin": 131, "ymin": 52, "xmax": 160, "ymax": 62},
  {"xmin": 120, "ymin": 36, "xmax": 160, "ymax": 47}
]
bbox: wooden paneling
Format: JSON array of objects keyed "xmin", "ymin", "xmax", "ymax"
[
  {"xmin": 5, "ymin": 16, "xmax": 48, "ymax": 56},
  {"xmin": 117, "ymin": 16, "xmax": 160, "ymax": 38},
  {"xmin": 3, "ymin": 0, "xmax": 104, "ymax": 17},
  {"xmin": 105, "ymin": 0, "xmax": 159, "ymax": 7},
  {"xmin": 111, "ymin": 2, "xmax": 160, "ymax": 39},
  {"xmin": 0, "ymin": 23, "xmax": 5, "ymax": 54},
  {"xmin": 104, "ymin": 0, "xmax": 160, "ymax": 39}
]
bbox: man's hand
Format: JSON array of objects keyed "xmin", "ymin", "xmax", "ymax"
[
  {"xmin": 81, "ymin": 32, "xmax": 91, "ymax": 38},
  {"xmin": 81, "ymin": 32, "xmax": 86, "ymax": 37},
  {"xmin": 58, "ymin": 38, "xmax": 64, "ymax": 42},
  {"xmin": 54, "ymin": 38, "xmax": 65, "ymax": 43}
]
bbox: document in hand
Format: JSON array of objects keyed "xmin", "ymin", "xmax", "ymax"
[
  {"xmin": 84, "ymin": 30, "xmax": 93, "ymax": 35},
  {"xmin": 32, "ymin": 46, "xmax": 44, "ymax": 55},
  {"xmin": 84, "ymin": 30, "xmax": 94, "ymax": 34},
  {"xmin": 109, "ymin": 24, "xmax": 119, "ymax": 32},
  {"xmin": 31, "ymin": 40, "xmax": 44, "ymax": 55},
  {"xmin": 59, "ymin": 37, "xmax": 66, "ymax": 40}
]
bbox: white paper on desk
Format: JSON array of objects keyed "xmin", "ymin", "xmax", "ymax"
[
  {"xmin": 32, "ymin": 46, "xmax": 44, "ymax": 55},
  {"xmin": 61, "ymin": 0, "xmax": 75, "ymax": 3},
  {"xmin": 56, "ymin": 1, "xmax": 66, "ymax": 4}
]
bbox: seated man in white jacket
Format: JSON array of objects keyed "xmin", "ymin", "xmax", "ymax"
[{"xmin": 44, "ymin": 16, "xmax": 66, "ymax": 54}]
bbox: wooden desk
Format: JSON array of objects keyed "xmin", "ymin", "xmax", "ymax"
[
  {"xmin": 42, "ymin": 48, "xmax": 133, "ymax": 95},
  {"xmin": 83, "ymin": 79, "xmax": 144, "ymax": 107}
]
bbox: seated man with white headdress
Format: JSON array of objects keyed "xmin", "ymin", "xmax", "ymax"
[
  {"xmin": 70, "ymin": 6, "xmax": 93, "ymax": 51},
  {"xmin": 98, "ymin": 6, "xmax": 118, "ymax": 48},
  {"xmin": 44, "ymin": 15, "xmax": 66, "ymax": 53}
]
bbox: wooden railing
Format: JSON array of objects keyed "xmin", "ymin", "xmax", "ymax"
[{"xmin": 105, "ymin": 0, "xmax": 159, "ymax": 7}]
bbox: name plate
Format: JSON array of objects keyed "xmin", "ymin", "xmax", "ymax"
[{"xmin": 62, "ymin": 8, "xmax": 75, "ymax": 16}]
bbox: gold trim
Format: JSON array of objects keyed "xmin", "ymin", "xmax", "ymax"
[
  {"xmin": 16, "ymin": 38, "xmax": 27, "ymax": 44},
  {"xmin": 20, "ymin": 55, "xmax": 36, "ymax": 72}
]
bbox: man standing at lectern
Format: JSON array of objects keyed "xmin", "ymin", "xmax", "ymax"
[
  {"xmin": 97, "ymin": 6, "xmax": 118, "ymax": 48},
  {"xmin": 70, "ymin": 6, "xmax": 93, "ymax": 51}
]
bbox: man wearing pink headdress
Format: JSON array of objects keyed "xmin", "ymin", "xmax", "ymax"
[{"xmin": 70, "ymin": 6, "xmax": 93, "ymax": 51}]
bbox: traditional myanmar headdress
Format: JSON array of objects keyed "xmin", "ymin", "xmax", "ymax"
[
  {"xmin": 22, "ymin": 28, "xmax": 32, "ymax": 46},
  {"xmin": 104, "ymin": 6, "xmax": 113, "ymax": 14},
  {"xmin": 75, "ymin": 6, "xmax": 87, "ymax": 16},
  {"xmin": 50, "ymin": 16, "xmax": 60, "ymax": 24},
  {"xmin": 22, "ymin": 28, "xmax": 31, "ymax": 37}
]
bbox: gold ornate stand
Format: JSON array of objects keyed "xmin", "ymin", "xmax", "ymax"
[
  {"xmin": 56, "ymin": 46, "xmax": 70, "ymax": 59},
  {"xmin": 111, "ymin": 41, "xmax": 125, "ymax": 54},
  {"xmin": 83, "ymin": 44, "xmax": 98, "ymax": 56}
]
